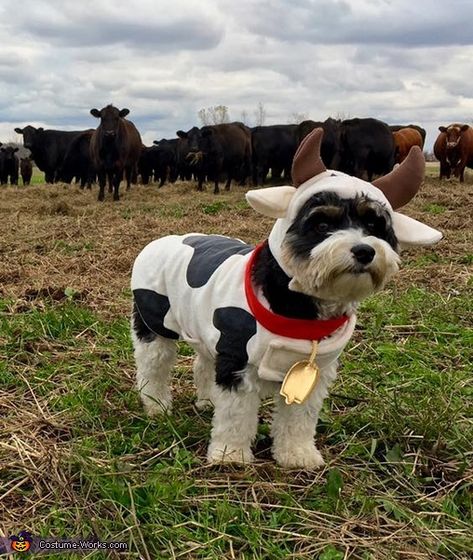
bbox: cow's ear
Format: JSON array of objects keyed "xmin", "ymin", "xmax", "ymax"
[
  {"xmin": 439, "ymin": 126, "xmax": 447, "ymax": 133},
  {"xmin": 90, "ymin": 109, "xmax": 101, "ymax": 118},
  {"xmin": 14, "ymin": 127, "xmax": 23, "ymax": 134},
  {"xmin": 176, "ymin": 130, "xmax": 187, "ymax": 139},
  {"xmin": 246, "ymin": 186, "xmax": 297, "ymax": 219},
  {"xmin": 153, "ymin": 140, "xmax": 160, "ymax": 145},
  {"xmin": 37, "ymin": 127, "xmax": 44, "ymax": 133},
  {"xmin": 119, "ymin": 108, "xmax": 130, "ymax": 118},
  {"xmin": 461, "ymin": 124, "xmax": 469, "ymax": 132},
  {"xmin": 392, "ymin": 212, "xmax": 443, "ymax": 246}
]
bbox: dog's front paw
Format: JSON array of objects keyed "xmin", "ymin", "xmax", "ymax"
[
  {"xmin": 141, "ymin": 396, "xmax": 172, "ymax": 417},
  {"xmin": 273, "ymin": 444, "xmax": 325, "ymax": 470},
  {"xmin": 207, "ymin": 443, "xmax": 254, "ymax": 464}
]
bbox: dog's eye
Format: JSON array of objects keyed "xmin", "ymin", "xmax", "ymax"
[
  {"xmin": 303, "ymin": 210, "xmax": 340, "ymax": 235},
  {"xmin": 365, "ymin": 214, "xmax": 386, "ymax": 233}
]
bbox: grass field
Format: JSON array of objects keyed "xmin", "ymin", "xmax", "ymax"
[{"xmin": 0, "ymin": 168, "xmax": 472, "ymax": 559}]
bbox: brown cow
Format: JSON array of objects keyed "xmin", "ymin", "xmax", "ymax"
[
  {"xmin": 433, "ymin": 129, "xmax": 449, "ymax": 180},
  {"xmin": 392, "ymin": 127, "xmax": 423, "ymax": 164},
  {"xmin": 20, "ymin": 157, "xmax": 33, "ymax": 185},
  {"xmin": 434, "ymin": 123, "xmax": 473, "ymax": 182},
  {"xmin": 89, "ymin": 105, "xmax": 142, "ymax": 201},
  {"xmin": 389, "ymin": 124, "xmax": 426, "ymax": 148}
]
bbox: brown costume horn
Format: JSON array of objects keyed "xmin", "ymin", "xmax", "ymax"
[
  {"xmin": 372, "ymin": 146, "xmax": 425, "ymax": 209},
  {"xmin": 292, "ymin": 128, "xmax": 326, "ymax": 187}
]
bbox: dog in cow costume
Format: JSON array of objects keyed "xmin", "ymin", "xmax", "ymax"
[{"xmin": 131, "ymin": 129, "xmax": 442, "ymax": 469}]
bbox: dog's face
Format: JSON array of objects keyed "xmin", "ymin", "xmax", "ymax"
[{"xmin": 281, "ymin": 191, "xmax": 400, "ymax": 302}]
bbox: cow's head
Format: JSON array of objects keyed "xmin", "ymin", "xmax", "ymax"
[
  {"xmin": 177, "ymin": 127, "xmax": 210, "ymax": 165},
  {"xmin": 153, "ymin": 139, "xmax": 173, "ymax": 150},
  {"xmin": 246, "ymin": 128, "xmax": 442, "ymax": 303},
  {"xmin": 90, "ymin": 105, "xmax": 130, "ymax": 138},
  {"xmin": 14, "ymin": 125, "xmax": 44, "ymax": 150},
  {"xmin": 177, "ymin": 127, "xmax": 201, "ymax": 150},
  {"xmin": 439, "ymin": 124, "xmax": 469, "ymax": 150},
  {"xmin": 1, "ymin": 146, "xmax": 19, "ymax": 161}
]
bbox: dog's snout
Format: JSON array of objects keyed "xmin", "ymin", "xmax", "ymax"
[{"xmin": 351, "ymin": 244, "xmax": 375, "ymax": 265}]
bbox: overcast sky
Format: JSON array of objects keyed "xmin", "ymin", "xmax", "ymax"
[{"xmin": 1, "ymin": 0, "xmax": 473, "ymax": 150}]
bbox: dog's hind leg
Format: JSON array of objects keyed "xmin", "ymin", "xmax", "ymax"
[
  {"xmin": 193, "ymin": 354, "xmax": 215, "ymax": 410},
  {"xmin": 207, "ymin": 385, "xmax": 260, "ymax": 464},
  {"xmin": 131, "ymin": 329, "xmax": 177, "ymax": 416}
]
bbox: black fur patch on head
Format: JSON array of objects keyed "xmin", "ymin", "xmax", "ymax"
[
  {"xmin": 183, "ymin": 235, "xmax": 253, "ymax": 288},
  {"xmin": 286, "ymin": 191, "xmax": 398, "ymax": 258},
  {"xmin": 133, "ymin": 289, "xmax": 180, "ymax": 341},
  {"xmin": 213, "ymin": 307, "xmax": 257, "ymax": 390}
]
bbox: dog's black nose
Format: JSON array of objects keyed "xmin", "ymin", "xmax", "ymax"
[{"xmin": 351, "ymin": 244, "xmax": 375, "ymax": 265}]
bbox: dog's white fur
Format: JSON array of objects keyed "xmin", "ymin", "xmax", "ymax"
[
  {"xmin": 131, "ymin": 137, "xmax": 442, "ymax": 469},
  {"xmin": 283, "ymin": 228, "xmax": 400, "ymax": 302},
  {"xmin": 132, "ymin": 325, "xmax": 340, "ymax": 468},
  {"xmin": 131, "ymin": 225, "xmax": 390, "ymax": 469}
]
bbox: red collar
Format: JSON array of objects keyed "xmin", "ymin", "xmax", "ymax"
[{"xmin": 244, "ymin": 243, "xmax": 349, "ymax": 340}]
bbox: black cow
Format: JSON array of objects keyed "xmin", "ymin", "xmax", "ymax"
[
  {"xmin": 139, "ymin": 143, "xmax": 176, "ymax": 186},
  {"xmin": 58, "ymin": 130, "xmax": 95, "ymax": 189},
  {"xmin": 1, "ymin": 146, "xmax": 19, "ymax": 185},
  {"xmin": 389, "ymin": 124, "xmax": 426, "ymax": 149},
  {"xmin": 20, "ymin": 157, "xmax": 33, "ymax": 186},
  {"xmin": 175, "ymin": 136, "xmax": 193, "ymax": 180},
  {"xmin": 335, "ymin": 118, "xmax": 395, "ymax": 180},
  {"xmin": 297, "ymin": 118, "xmax": 340, "ymax": 167},
  {"xmin": 89, "ymin": 105, "xmax": 142, "ymax": 201},
  {"xmin": 14, "ymin": 126, "xmax": 86, "ymax": 183},
  {"xmin": 138, "ymin": 145, "xmax": 156, "ymax": 185},
  {"xmin": 177, "ymin": 123, "xmax": 252, "ymax": 194},
  {"xmin": 251, "ymin": 124, "xmax": 298, "ymax": 185},
  {"xmin": 152, "ymin": 139, "xmax": 179, "ymax": 185}
]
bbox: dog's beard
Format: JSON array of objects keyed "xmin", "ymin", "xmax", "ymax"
[{"xmin": 281, "ymin": 230, "xmax": 400, "ymax": 302}]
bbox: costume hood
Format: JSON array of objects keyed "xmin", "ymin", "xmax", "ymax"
[{"xmin": 246, "ymin": 128, "xmax": 443, "ymax": 275}]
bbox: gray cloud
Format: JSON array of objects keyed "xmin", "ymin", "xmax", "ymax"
[
  {"xmin": 6, "ymin": 0, "xmax": 223, "ymax": 50},
  {"xmin": 233, "ymin": 0, "xmax": 473, "ymax": 47}
]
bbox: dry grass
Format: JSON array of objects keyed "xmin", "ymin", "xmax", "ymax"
[
  {"xmin": 1, "ymin": 171, "xmax": 472, "ymax": 317},
  {"xmin": 1, "ymin": 181, "xmax": 274, "ymax": 318}
]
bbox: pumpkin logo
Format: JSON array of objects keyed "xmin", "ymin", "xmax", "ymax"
[{"xmin": 10, "ymin": 531, "xmax": 33, "ymax": 552}]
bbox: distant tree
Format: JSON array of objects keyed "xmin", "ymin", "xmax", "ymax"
[
  {"xmin": 198, "ymin": 105, "xmax": 230, "ymax": 125},
  {"xmin": 288, "ymin": 111, "xmax": 309, "ymax": 124},
  {"xmin": 254, "ymin": 102, "xmax": 267, "ymax": 126},
  {"xmin": 332, "ymin": 111, "xmax": 352, "ymax": 121},
  {"xmin": 240, "ymin": 110, "xmax": 249, "ymax": 125}
]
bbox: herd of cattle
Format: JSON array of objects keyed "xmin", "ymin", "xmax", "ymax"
[{"xmin": 4, "ymin": 105, "xmax": 472, "ymax": 200}]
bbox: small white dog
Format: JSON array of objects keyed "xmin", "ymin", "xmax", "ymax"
[{"xmin": 130, "ymin": 129, "xmax": 442, "ymax": 469}]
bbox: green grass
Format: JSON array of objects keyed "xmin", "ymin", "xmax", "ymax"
[
  {"xmin": 1, "ymin": 285, "xmax": 472, "ymax": 559},
  {"xmin": 423, "ymin": 203, "xmax": 447, "ymax": 215},
  {"xmin": 30, "ymin": 167, "xmax": 45, "ymax": 185}
]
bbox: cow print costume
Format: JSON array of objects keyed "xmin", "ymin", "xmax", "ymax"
[{"xmin": 131, "ymin": 128, "xmax": 442, "ymax": 469}]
